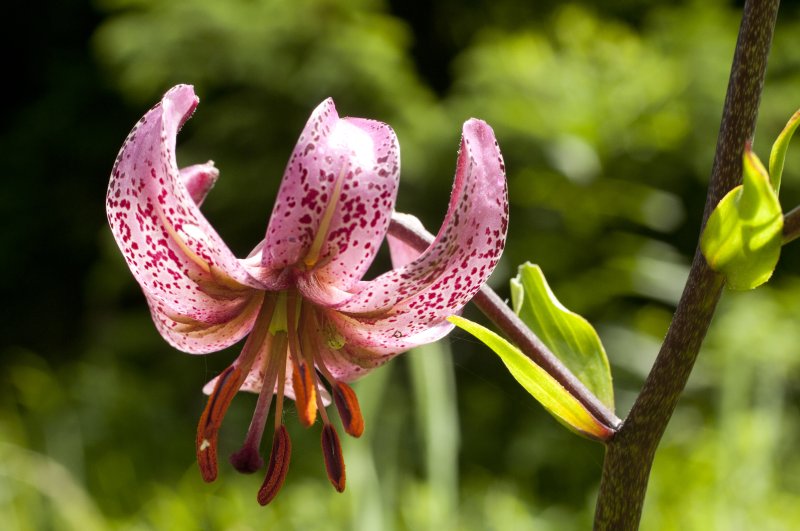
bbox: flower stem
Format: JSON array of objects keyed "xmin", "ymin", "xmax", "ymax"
[
  {"xmin": 471, "ymin": 287, "xmax": 620, "ymax": 431},
  {"xmin": 593, "ymin": 1, "xmax": 779, "ymax": 529},
  {"xmin": 782, "ymin": 204, "xmax": 800, "ymax": 244},
  {"xmin": 388, "ymin": 214, "xmax": 621, "ymax": 432}
]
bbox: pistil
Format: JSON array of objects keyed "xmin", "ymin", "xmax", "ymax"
[
  {"xmin": 196, "ymin": 294, "xmax": 276, "ymax": 482},
  {"xmin": 229, "ymin": 332, "xmax": 287, "ymax": 473}
]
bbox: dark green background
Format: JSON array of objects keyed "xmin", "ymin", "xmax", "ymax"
[{"xmin": 3, "ymin": 1, "xmax": 800, "ymax": 529}]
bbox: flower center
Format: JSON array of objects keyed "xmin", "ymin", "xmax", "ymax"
[{"xmin": 196, "ymin": 290, "xmax": 364, "ymax": 505}]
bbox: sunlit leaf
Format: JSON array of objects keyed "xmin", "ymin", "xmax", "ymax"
[
  {"xmin": 768, "ymin": 109, "xmax": 800, "ymax": 192},
  {"xmin": 448, "ymin": 315, "xmax": 613, "ymax": 441},
  {"xmin": 509, "ymin": 263, "xmax": 614, "ymax": 410},
  {"xmin": 701, "ymin": 147, "xmax": 783, "ymax": 290}
]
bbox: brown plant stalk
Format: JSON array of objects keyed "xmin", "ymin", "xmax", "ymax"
[{"xmin": 593, "ymin": 1, "xmax": 780, "ymax": 529}]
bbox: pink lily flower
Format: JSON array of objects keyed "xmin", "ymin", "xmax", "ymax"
[{"xmin": 106, "ymin": 85, "xmax": 508, "ymax": 504}]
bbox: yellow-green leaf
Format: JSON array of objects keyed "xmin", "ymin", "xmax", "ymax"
[
  {"xmin": 448, "ymin": 315, "xmax": 613, "ymax": 441},
  {"xmin": 701, "ymin": 147, "xmax": 783, "ymax": 290},
  {"xmin": 509, "ymin": 263, "xmax": 614, "ymax": 410},
  {"xmin": 769, "ymin": 108, "xmax": 800, "ymax": 193}
]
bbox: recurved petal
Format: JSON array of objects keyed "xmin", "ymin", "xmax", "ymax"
[
  {"xmin": 180, "ymin": 161, "xmax": 218, "ymax": 206},
  {"xmin": 147, "ymin": 291, "xmax": 264, "ymax": 354},
  {"xmin": 262, "ymin": 100, "xmax": 400, "ymax": 293},
  {"xmin": 106, "ymin": 85, "xmax": 268, "ymax": 323},
  {"xmin": 325, "ymin": 309, "xmax": 455, "ymax": 358},
  {"xmin": 335, "ymin": 119, "xmax": 508, "ymax": 329},
  {"xmin": 310, "ymin": 117, "xmax": 400, "ymax": 290}
]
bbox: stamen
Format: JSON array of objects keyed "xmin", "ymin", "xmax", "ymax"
[
  {"xmin": 291, "ymin": 362, "xmax": 317, "ymax": 426},
  {"xmin": 258, "ymin": 333, "xmax": 292, "ymax": 505},
  {"xmin": 229, "ymin": 333, "xmax": 287, "ymax": 473},
  {"xmin": 196, "ymin": 365, "xmax": 240, "ymax": 482},
  {"xmin": 195, "ymin": 295, "xmax": 276, "ymax": 482},
  {"xmin": 274, "ymin": 339, "xmax": 289, "ymax": 431},
  {"xmin": 287, "ymin": 293, "xmax": 317, "ymax": 426},
  {"xmin": 257, "ymin": 424, "xmax": 292, "ymax": 506},
  {"xmin": 305, "ymin": 338, "xmax": 347, "ymax": 493},
  {"xmin": 313, "ymin": 367, "xmax": 332, "ymax": 426},
  {"xmin": 321, "ymin": 423, "xmax": 346, "ymax": 492},
  {"xmin": 332, "ymin": 382, "xmax": 365, "ymax": 438}
]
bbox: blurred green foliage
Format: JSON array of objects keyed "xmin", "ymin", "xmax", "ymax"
[{"xmin": 3, "ymin": 0, "xmax": 800, "ymax": 529}]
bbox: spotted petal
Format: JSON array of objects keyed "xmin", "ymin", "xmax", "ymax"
[
  {"xmin": 106, "ymin": 85, "xmax": 273, "ymax": 324},
  {"xmin": 262, "ymin": 99, "xmax": 400, "ymax": 295},
  {"xmin": 325, "ymin": 309, "xmax": 455, "ymax": 357},
  {"xmin": 334, "ymin": 119, "xmax": 508, "ymax": 351},
  {"xmin": 147, "ymin": 291, "xmax": 265, "ymax": 354}
]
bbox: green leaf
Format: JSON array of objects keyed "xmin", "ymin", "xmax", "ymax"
[
  {"xmin": 448, "ymin": 315, "xmax": 613, "ymax": 441},
  {"xmin": 769, "ymin": 109, "xmax": 800, "ymax": 193},
  {"xmin": 701, "ymin": 147, "xmax": 783, "ymax": 290},
  {"xmin": 509, "ymin": 263, "xmax": 614, "ymax": 410}
]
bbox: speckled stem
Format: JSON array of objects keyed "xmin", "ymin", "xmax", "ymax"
[{"xmin": 593, "ymin": 1, "xmax": 780, "ymax": 529}]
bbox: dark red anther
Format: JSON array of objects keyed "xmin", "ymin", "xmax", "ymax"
[
  {"xmin": 332, "ymin": 382, "xmax": 364, "ymax": 438},
  {"xmin": 321, "ymin": 423, "xmax": 346, "ymax": 492},
  {"xmin": 257, "ymin": 425, "xmax": 292, "ymax": 506},
  {"xmin": 196, "ymin": 365, "xmax": 242, "ymax": 482}
]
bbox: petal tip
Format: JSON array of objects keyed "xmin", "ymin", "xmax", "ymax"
[
  {"xmin": 165, "ymin": 83, "xmax": 197, "ymax": 102},
  {"xmin": 162, "ymin": 84, "xmax": 200, "ymax": 127},
  {"xmin": 462, "ymin": 118, "xmax": 497, "ymax": 145},
  {"xmin": 313, "ymin": 97, "xmax": 339, "ymax": 120}
]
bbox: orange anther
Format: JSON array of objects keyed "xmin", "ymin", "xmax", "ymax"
[{"xmin": 333, "ymin": 382, "xmax": 364, "ymax": 438}]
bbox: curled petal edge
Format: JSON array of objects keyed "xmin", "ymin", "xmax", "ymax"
[
  {"xmin": 106, "ymin": 84, "xmax": 280, "ymax": 324},
  {"xmin": 334, "ymin": 119, "xmax": 509, "ymax": 344}
]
